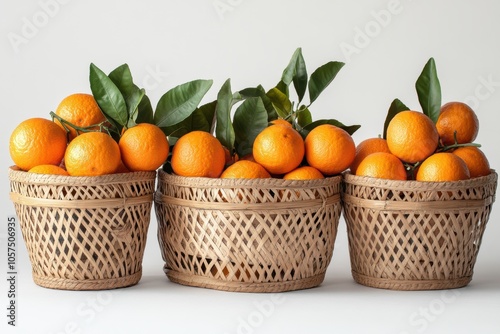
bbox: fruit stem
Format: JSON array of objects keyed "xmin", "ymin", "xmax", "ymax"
[
  {"xmin": 438, "ymin": 142, "xmax": 481, "ymax": 152},
  {"xmin": 50, "ymin": 111, "xmax": 115, "ymax": 138}
]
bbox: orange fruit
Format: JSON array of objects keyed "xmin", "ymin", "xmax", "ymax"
[
  {"xmin": 283, "ymin": 166, "xmax": 324, "ymax": 180},
  {"xmin": 54, "ymin": 93, "xmax": 107, "ymax": 140},
  {"xmin": 64, "ymin": 132, "xmax": 121, "ymax": 176},
  {"xmin": 253, "ymin": 124, "xmax": 305, "ymax": 175},
  {"xmin": 355, "ymin": 152, "xmax": 407, "ymax": 181},
  {"xmin": 220, "ymin": 160, "xmax": 271, "ymax": 179},
  {"xmin": 436, "ymin": 102, "xmax": 479, "ymax": 145},
  {"xmin": 119, "ymin": 123, "xmax": 169, "ymax": 171},
  {"xmin": 350, "ymin": 137, "xmax": 391, "ymax": 174},
  {"xmin": 452, "ymin": 146, "xmax": 490, "ymax": 178},
  {"xmin": 9, "ymin": 118, "xmax": 68, "ymax": 171},
  {"xmin": 28, "ymin": 164, "xmax": 69, "ymax": 176},
  {"xmin": 386, "ymin": 111, "xmax": 439, "ymax": 164},
  {"xmin": 171, "ymin": 131, "xmax": 226, "ymax": 178},
  {"xmin": 271, "ymin": 119, "xmax": 292, "ymax": 127},
  {"xmin": 416, "ymin": 153, "xmax": 470, "ymax": 182},
  {"xmin": 305, "ymin": 124, "xmax": 355, "ymax": 176}
]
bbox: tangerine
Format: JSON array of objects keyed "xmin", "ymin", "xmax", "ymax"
[
  {"xmin": 386, "ymin": 111, "xmax": 439, "ymax": 164},
  {"xmin": 28, "ymin": 164, "xmax": 69, "ymax": 176},
  {"xmin": 64, "ymin": 132, "xmax": 121, "ymax": 176},
  {"xmin": 171, "ymin": 131, "xmax": 226, "ymax": 178},
  {"xmin": 283, "ymin": 166, "xmax": 324, "ymax": 180},
  {"xmin": 305, "ymin": 124, "xmax": 355, "ymax": 176},
  {"xmin": 119, "ymin": 123, "xmax": 169, "ymax": 171},
  {"xmin": 9, "ymin": 118, "xmax": 67, "ymax": 171},
  {"xmin": 452, "ymin": 146, "xmax": 490, "ymax": 178},
  {"xmin": 350, "ymin": 137, "xmax": 391, "ymax": 174},
  {"xmin": 355, "ymin": 152, "xmax": 407, "ymax": 181},
  {"xmin": 253, "ymin": 124, "xmax": 305, "ymax": 175},
  {"xmin": 220, "ymin": 160, "xmax": 271, "ymax": 179},
  {"xmin": 416, "ymin": 153, "xmax": 470, "ymax": 182},
  {"xmin": 436, "ymin": 102, "xmax": 479, "ymax": 145},
  {"xmin": 54, "ymin": 93, "xmax": 107, "ymax": 140}
]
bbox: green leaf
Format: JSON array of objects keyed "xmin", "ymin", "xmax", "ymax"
[
  {"xmin": 415, "ymin": 57, "xmax": 441, "ymax": 122},
  {"xmin": 233, "ymin": 97, "xmax": 268, "ymax": 157},
  {"xmin": 215, "ymin": 79, "xmax": 235, "ymax": 150},
  {"xmin": 281, "ymin": 48, "xmax": 302, "ymax": 85},
  {"xmin": 135, "ymin": 94, "xmax": 154, "ymax": 124},
  {"xmin": 266, "ymin": 87, "xmax": 292, "ymax": 119},
  {"xmin": 197, "ymin": 100, "xmax": 217, "ymax": 134},
  {"xmin": 308, "ymin": 61, "xmax": 344, "ymax": 105},
  {"xmin": 154, "ymin": 79, "xmax": 213, "ymax": 128},
  {"xmin": 239, "ymin": 85, "xmax": 277, "ymax": 121},
  {"xmin": 383, "ymin": 98, "xmax": 410, "ymax": 139},
  {"xmin": 126, "ymin": 87, "xmax": 146, "ymax": 128},
  {"xmin": 108, "ymin": 64, "xmax": 134, "ymax": 97},
  {"xmin": 300, "ymin": 119, "xmax": 360, "ymax": 138},
  {"xmin": 89, "ymin": 63, "xmax": 128, "ymax": 126},
  {"xmin": 293, "ymin": 50, "xmax": 308, "ymax": 103},
  {"xmin": 296, "ymin": 106, "xmax": 312, "ymax": 128},
  {"xmin": 275, "ymin": 80, "xmax": 289, "ymax": 97}
]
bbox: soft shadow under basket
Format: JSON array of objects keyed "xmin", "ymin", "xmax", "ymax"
[
  {"xmin": 155, "ymin": 170, "xmax": 342, "ymax": 293},
  {"xmin": 342, "ymin": 171, "xmax": 497, "ymax": 290},
  {"xmin": 9, "ymin": 167, "xmax": 156, "ymax": 290}
]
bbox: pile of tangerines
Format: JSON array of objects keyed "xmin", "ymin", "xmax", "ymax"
[
  {"xmin": 9, "ymin": 93, "xmax": 169, "ymax": 176},
  {"xmin": 9, "ymin": 95, "xmax": 490, "ymax": 183},
  {"xmin": 170, "ymin": 119, "xmax": 354, "ymax": 180},
  {"xmin": 351, "ymin": 102, "xmax": 490, "ymax": 182}
]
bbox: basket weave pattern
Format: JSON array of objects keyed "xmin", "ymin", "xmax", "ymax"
[
  {"xmin": 342, "ymin": 171, "xmax": 497, "ymax": 290},
  {"xmin": 155, "ymin": 170, "xmax": 342, "ymax": 292},
  {"xmin": 9, "ymin": 167, "xmax": 156, "ymax": 290}
]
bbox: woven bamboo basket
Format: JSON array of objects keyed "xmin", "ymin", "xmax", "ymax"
[
  {"xmin": 342, "ymin": 171, "xmax": 497, "ymax": 290},
  {"xmin": 8, "ymin": 166, "xmax": 156, "ymax": 290},
  {"xmin": 154, "ymin": 170, "xmax": 342, "ymax": 293}
]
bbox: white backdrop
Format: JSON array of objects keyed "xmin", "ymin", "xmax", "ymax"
[{"xmin": 1, "ymin": 1, "xmax": 499, "ymax": 333}]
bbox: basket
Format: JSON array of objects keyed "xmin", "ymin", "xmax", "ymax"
[
  {"xmin": 8, "ymin": 166, "xmax": 156, "ymax": 290},
  {"xmin": 342, "ymin": 171, "xmax": 497, "ymax": 290},
  {"xmin": 154, "ymin": 170, "xmax": 342, "ymax": 293}
]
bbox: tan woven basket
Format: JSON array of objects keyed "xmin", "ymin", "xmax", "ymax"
[
  {"xmin": 154, "ymin": 170, "xmax": 342, "ymax": 292},
  {"xmin": 8, "ymin": 166, "xmax": 156, "ymax": 290},
  {"xmin": 342, "ymin": 171, "xmax": 497, "ymax": 290}
]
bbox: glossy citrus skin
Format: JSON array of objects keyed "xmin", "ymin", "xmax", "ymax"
[
  {"xmin": 171, "ymin": 131, "xmax": 226, "ymax": 178},
  {"xmin": 350, "ymin": 137, "xmax": 391, "ymax": 174},
  {"xmin": 9, "ymin": 118, "xmax": 68, "ymax": 171},
  {"xmin": 386, "ymin": 111, "xmax": 439, "ymax": 164},
  {"xmin": 64, "ymin": 132, "xmax": 121, "ymax": 176},
  {"xmin": 28, "ymin": 164, "xmax": 69, "ymax": 176},
  {"xmin": 119, "ymin": 123, "xmax": 169, "ymax": 171},
  {"xmin": 305, "ymin": 124, "xmax": 355, "ymax": 176},
  {"xmin": 54, "ymin": 93, "xmax": 107, "ymax": 140},
  {"xmin": 452, "ymin": 146, "xmax": 490, "ymax": 178},
  {"xmin": 220, "ymin": 160, "xmax": 271, "ymax": 179},
  {"xmin": 416, "ymin": 152, "xmax": 470, "ymax": 182},
  {"xmin": 437, "ymin": 102, "xmax": 479, "ymax": 145},
  {"xmin": 355, "ymin": 152, "xmax": 407, "ymax": 181},
  {"xmin": 253, "ymin": 124, "xmax": 305, "ymax": 175},
  {"xmin": 283, "ymin": 166, "xmax": 324, "ymax": 180}
]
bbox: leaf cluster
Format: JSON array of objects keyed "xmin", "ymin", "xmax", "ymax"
[{"xmin": 86, "ymin": 48, "xmax": 361, "ymax": 168}]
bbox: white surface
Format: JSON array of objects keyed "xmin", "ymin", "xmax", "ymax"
[{"xmin": 1, "ymin": 0, "xmax": 500, "ymax": 333}]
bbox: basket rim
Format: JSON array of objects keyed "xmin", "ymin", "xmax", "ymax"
[
  {"xmin": 343, "ymin": 169, "xmax": 498, "ymax": 191},
  {"xmin": 8, "ymin": 165, "xmax": 156, "ymax": 186},
  {"xmin": 157, "ymin": 168, "xmax": 342, "ymax": 189}
]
